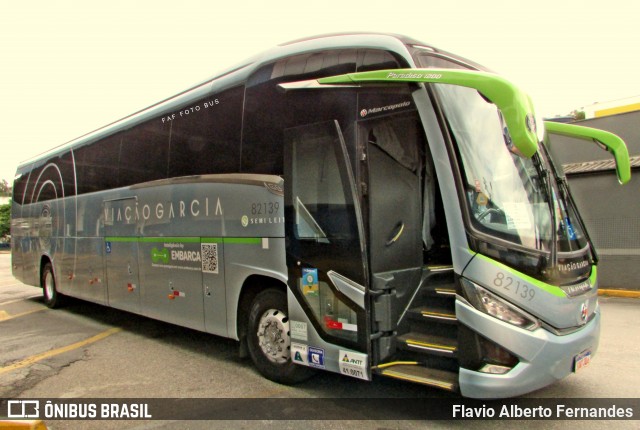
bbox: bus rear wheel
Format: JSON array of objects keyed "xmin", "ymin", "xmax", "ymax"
[
  {"xmin": 42, "ymin": 262, "xmax": 65, "ymax": 308},
  {"xmin": 247, "ymin": 288, "xmax": 315, "ymax": 384}
]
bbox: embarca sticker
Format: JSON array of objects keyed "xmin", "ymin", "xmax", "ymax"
[{"xmin": 151, "ymin": 242, "xmax": 219, "ymax": 274}]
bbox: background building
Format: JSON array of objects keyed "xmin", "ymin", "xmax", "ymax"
[{"xmin": 581, "ymin": 95, "xmax": 640, "ymax": 119}]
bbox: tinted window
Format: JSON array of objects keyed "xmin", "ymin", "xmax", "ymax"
[
  {"xmin": 242, "ymin": 50, "xmax": 360, "ymax": 174},
  {"xmin": 12, "ymin": 169, "xmax": 31, "ymax": 205},
  {"xmin": 412, "ymin": 52, "xmax": 473, "ymax": 70},
  {"xmin": 120, "ymin": 120, "xmax": 170, "ymax": 186},
  {"xmin": 168, "ymin": 86, "xmax": 243, "ymax": 177},
  {"xmin": 24, "ymin": 151, "xmax": 75, "ymax": 203},
  {"xmin": 75, "ymin": 135, "xmax": 121, "ymax": 194},
  {"xmin": 75, "ymin": 117, "xmax": 171, "ymax": 195},
  {"xmin": 357, "ymin": 50, "xmax": 403, "ymax": 72}
]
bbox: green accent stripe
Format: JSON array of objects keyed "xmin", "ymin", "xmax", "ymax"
[
  {"xmin": 140, "ymin": 237, "xmax": 201, "ymax": 243},
  {"xmin": 105, "ymin": 236, "xmax": 138, "ymax": 243},
  {"xmin": 105, "ymin": 236, "xmax": 262, "ymax": 245},
  {"xmin": 202, "ymin": 237, "xmax": 224, "ymax": 244},
  {"xmin": 223, "ymin": 237, "xmax": 262, "ymax": 245},
  {"xmin": 589, "ymin": 265, "xmax": 598, "ymax": 285},
  {"xmin": 471, "ymin": 252, "xmax": 569, "ymax": 298}
]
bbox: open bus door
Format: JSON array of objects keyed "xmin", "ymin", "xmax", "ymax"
[{"xmin": 284, "ymin": 120, "xmax": 371, "ymax": 378}]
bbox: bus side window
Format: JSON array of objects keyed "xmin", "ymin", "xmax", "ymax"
[
  {"xmin": 168, "ymin": 86, "xmax": 244, "ymax": 177},
  {"xmin": 120, "ymin": 121, "xmax": 171, "ymax": 187},
  {"xmin": 23, "ymin": 151, "xmax": 75, "ymax": 203},
  {"xmin": 75, "ymin": 135, "xmax": 120, "ymax": 194},
  {"xmin": 12, "ymin": 169, "xmax": 31, "ymax": 205}
]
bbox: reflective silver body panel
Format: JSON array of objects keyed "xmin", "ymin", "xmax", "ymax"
[{"xmin": 17, "ymin": 174, "xmax": 287, "ymax": 338}]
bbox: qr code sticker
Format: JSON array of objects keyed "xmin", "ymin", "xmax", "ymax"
[{"xmin": 201, "ymin": 243, "xmax": 219, "ymax": 274}]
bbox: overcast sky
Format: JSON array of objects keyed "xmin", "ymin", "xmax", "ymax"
[{"xmin": 1, "ymin": 0, "xmax": 638, "ymax": 183}]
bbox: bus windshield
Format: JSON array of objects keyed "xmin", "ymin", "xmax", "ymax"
[{"xmin": 434, "ymin": 84, "xmax": 589, "ymax": 276}]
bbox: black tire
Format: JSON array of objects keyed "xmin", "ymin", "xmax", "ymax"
[
  {"xmin": 246, "ymin": 288, "xmax": 315, "ymax": 384},
  {"xmin": 41, "ymin": 262, "xmax": 65, "ymax": 309}
]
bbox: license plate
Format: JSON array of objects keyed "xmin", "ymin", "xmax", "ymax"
[{"xmin": 574, "ymin": 349, "xmax": 592, "ymax": 372}]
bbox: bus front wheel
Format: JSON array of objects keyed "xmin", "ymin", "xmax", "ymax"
[
  {"xmin": 42, "ymin": 262, "xmax": 65, "ymax": 309},
  {"xmin": 247, "ymin": 288, "xmax": 315, "ymax": 384}
]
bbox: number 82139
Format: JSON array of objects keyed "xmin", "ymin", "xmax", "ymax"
[{"xmin": 493, "ymin": 272, "xmax": 536, "ymax": 301}]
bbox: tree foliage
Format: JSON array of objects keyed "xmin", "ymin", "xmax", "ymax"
[
  {"xmin": 0, "ymin": 179, "xmax": 10, "ymax": 196},
  {"xmin": 0, "ymin": 202, "xmax": 11, "ymax": 238}
]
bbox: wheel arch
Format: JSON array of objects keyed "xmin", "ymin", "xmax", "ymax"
[{"xmin": 236, "ymin": 274, "xmax": 288, "ymax": 357}]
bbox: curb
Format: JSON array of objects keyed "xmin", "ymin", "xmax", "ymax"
[
  {"xmin": 598, "ymin": 289, "xmax": 640, "ymax": 299},
  {"xmin": 0, "ymin": 421, "xmax": 48, "ymax": 430}
]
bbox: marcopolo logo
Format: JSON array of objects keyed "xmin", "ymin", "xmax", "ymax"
[
  {"xmin": 359, "ymin": 101, "xmax": 411, "ymax": 118},
  {"xmin": 580, "ymin": 302, "xmax": 589, "ymax": 324}
]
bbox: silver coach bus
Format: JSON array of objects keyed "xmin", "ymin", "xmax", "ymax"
[{"xmin": 11, "ymin": 33, "xmax": 630, "ymax": 398}]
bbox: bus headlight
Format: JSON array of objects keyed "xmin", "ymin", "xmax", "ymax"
[{"xmin": 461, "ymin": 278, "xmax": 540, "ymax": 330}]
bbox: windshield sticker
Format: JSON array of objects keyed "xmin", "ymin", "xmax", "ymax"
[
  {"xmin": 302, "ymin": 268, "xmax": 319, "ymax": 296},
  {"xmin": 564, "ymin": 217, "xmax": 577, "ymax": 240},
  {"xmin": 502, "ymin": 202, "xmax": 532, "ymax": 230}
]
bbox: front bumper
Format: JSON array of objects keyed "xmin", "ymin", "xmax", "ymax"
[{"xmin": 456, "ymin": 299, "xmax": 600, "ymax": 399}]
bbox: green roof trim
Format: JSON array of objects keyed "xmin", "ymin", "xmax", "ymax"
[{"xmin": 318, "ymin": 68, "xmax": 540, "ymax": 157}]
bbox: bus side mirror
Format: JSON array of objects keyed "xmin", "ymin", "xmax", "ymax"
[{"xmin": 544, "ymin": 121, "xmax": 631, "ymax": 185}]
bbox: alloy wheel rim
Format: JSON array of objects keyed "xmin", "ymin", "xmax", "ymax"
[{"xmin": 256, "ymin": 308, "xmax": 290, "ymax": 364}]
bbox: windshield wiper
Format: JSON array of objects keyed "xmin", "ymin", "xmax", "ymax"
[
  {"xmin": 555, "ymin": 175, "xmax": 598, "ymax": 265},
  {"xmin": 538, "ymin": 142, "xmax": 597, "ymax": 266},
  {"xmin": 537, "ymin": 157, "xmax": 558, "ymax": 267}
]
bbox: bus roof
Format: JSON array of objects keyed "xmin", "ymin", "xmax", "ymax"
[{"xmin": 16, "ymin": 32, "xmax": 483, "ymax": 173}]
